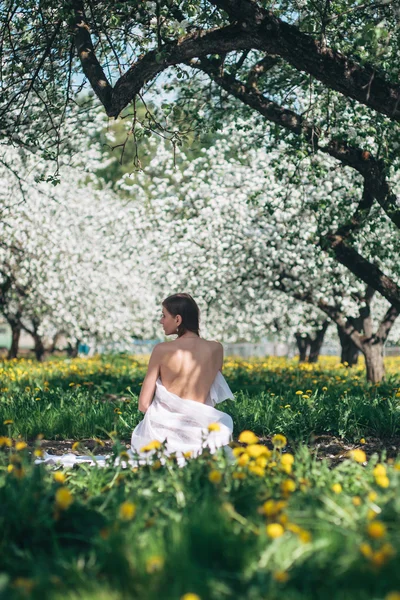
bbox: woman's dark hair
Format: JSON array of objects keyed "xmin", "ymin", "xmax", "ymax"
[{"xmin": 162, "ymin": 293, "xmax": 200, "ymax": 337}]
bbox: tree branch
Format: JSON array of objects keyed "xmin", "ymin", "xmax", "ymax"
[
  {"xmin": 109, "ymin": 23, "xmax": 258, "ymax": 117},
  {"xmin": 190, "ymin": 57, "xmax": 400, "ymax": 229},
  {"xmin": 72, "ymin": 0, "xmax": 113, "ymax": 111},
  {"xmin": 208, "ymin": 0, "xmax": 400, "ymax": 120},
  {"xmin": 376, "ymin": 304, "xmax": 399, "ymax": 343},
  {"xmin": 320, "ymin": 233, "xmax": 400, "ymax": 312}
]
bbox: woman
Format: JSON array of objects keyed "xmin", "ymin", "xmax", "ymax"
[
  {"xmin": 35, "ymin": 293, "xmax": 235, "ymax": 468},
  {"xmin": 131, "ymin": 293, "xmax": 235, "ymax": 463}
]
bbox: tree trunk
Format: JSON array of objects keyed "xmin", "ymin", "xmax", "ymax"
[
  {"xmin": 66, "ymin": 339, "xmax": 80, "ymax": 358},
  {"xmin": 33, "ymin": 334, "xmax": 46, "ymax": 362},
  {"xmin": 7, "ymin": 322, "xmax": 21, "ymax": 359},
  {"xmin": 295, "ymin": 333, "xmax": 310, "ymax": 363},
  {"xmin": 308, "ymin": 321, "xmax": 329, "ymax": 363},
  {"xmin": 337, "ymin": 325, "xmax": 360, "ymax": 366},
  {"xmin": 363, "ymin": 342, "xmax": 385, "ymax": 383},
  {"xmin": 50, "ymin": 331, "xmax": 63, "ymax": 353}
]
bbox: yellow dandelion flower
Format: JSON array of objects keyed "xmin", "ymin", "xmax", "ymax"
[
  {"xmin": 367, "ymin": 521, "xmax": 386, "ymax": 539},
  {"xmin": 297, "ymin": 528, "xmax": 312, "ymax": 543},
  {"xmin": 232, "ymin": 471, "xmax": 246, "ymax": 480},
  {"xmin": 54, "ymin": 472, "xmax": 66, "ymax": 484},
  {"xmin": 237, "ymin": 453, "xmax": 250, "ymax": 467},
  {"xmin": 72, "ymin": 441, "xmax": 80, "ymax": 451},
  {"xmin": 145, "ymin": 440, "xmax": 162, "ymax": 452},
  {"xmin": 273, "ymin": 570, "xmax": 289, "ymax": 582},
  {"xmin": 183, "ymin": 451, "xmax": 193, "ymax": 459},
  {"xmin": 367, "ymin": 507, "xmax": 380, "ymax": 520},
  {"xmin": 287, "ymin": 522, "xmax": 302, "ymax": 534},
  {"xmin": 55, "ymin": 487, "xmax": 73, "ymax": 511},
  {"xmin": 281, "ymin": 453, "xmax": 294, "ymax": 466},
  {"xmin": 248, "ymin": 464, "xmax": 265, "ymax": 477},
  {"xmin": 34, "ymin": 448, "xmax": 44, "ymax": 458},
  {"xmin": 262, "ymin": 500, "xmax": 279, "ymax": 517},
  {"xmin": 322, "ymin": 386, "xmax": 328, "ymax": 391},
  {"xmin": 0, "ymin": 436, "xmax": 12, "ymax": 448},
  {"xmin": 368, "ymin": 491, "xmax": 378, "ymax": 502},
  {"xmin": 152, "ymin": 460, "xmax": 162, "ymax": 470},
  {"xmin": 295, "ymin": 390, "xmax": 303, "ymax": 395},
  {"xmin": 13, "ymin": 578, "xmax": 34, "ymax": 593},
  {"xmin": 208, "ymin": 423, "xmax": 221, "ymax": 432},
  {"xmin": 238, "ymin": 430, "xmax": 259, "ymax": 445},
  {"xmin": 360, "ymin": 438, "xmax": 366, "ymax": 444},
  {"xmin": 281, "ymin": 479, "xmax": 296, "ymax": 494},
  {"xmin": 266, "ymin": 523, "xmax": 285, "ymax": 539},
  {"xmin": 232, "ymin": 447, "xmax": 245, "ymax": 457},
  {"xmin": 15, "ymin": 441, "xmax": 27, "ymax": 451},
  {"xmin": 255, "ymin": 456, "xmax": 268, "ymax": 468},
  {"xmin": 181, "ymin": 594, "xmax": 201, "ymax": 600},
  {"xmin": 119, "ymin": 501, "xmax": 136, "ymax": 521},
  {"xmin": 3, "ymin": 419, "xmax": 13, "ymax": 425},
  {"xmin": 278, "ymin": 513, "xmax": 288, "ymax": 526},
  {"xmin": 371, "ymin": 549, "xmax": 389, "ymax": 567},
  {"xmin": 381, "ymin": 543, "xmax": 396, "ymax": 558},
  {"xmin": 348, "ymin": 449, "xmax": 366, "ymax": 463},
  {"xmin": 386, "ymin": 594, "xmax": 400, "ymax": 600},
  {"xmin": 359, "ymin": 542, "xmax": 373, "ymax": 558},
  {"xmin": 146, "ymin": 555, "xmax": 165, "ymax": 573},
  {"xmin": 373, "ymin": 464, "xmax": 386, "ymax": 477},
  {"xmin": 208, "ymin": 469, "xmax": 222, "ymax": 484},
  {"xmin": 246, "ymin": 444, "xmax": 270, "ymax": 458},
  {"xmin": 375, "ymin": 475, "xmax": 390, "ymax": 488},
  {"xmin": 331, "ymin": 483, "xmax": 342, "ymax": 494},
  {"xmin": 352, "ymin": 496, "xmax": 362, "ymax": 506},
  {"xmin": 272, "ymin": 434, "xmax": 287, "ymax": 448}
]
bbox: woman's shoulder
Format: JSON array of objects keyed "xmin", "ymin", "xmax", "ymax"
[{"xmin": 206, "ymin": 339, "xmax": 224, "ymax": 353}]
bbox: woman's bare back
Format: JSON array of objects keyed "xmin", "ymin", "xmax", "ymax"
[{"xmin": 158, "ymin": 337, "xmax": 223, "ymax": 403}]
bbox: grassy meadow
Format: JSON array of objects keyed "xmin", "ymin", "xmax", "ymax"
[{"xmin": 1, "ymin": 355, "xmax": 400, "ymax": 600}]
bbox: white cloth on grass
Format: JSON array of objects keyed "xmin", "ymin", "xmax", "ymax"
[{"xmin": 35, "ymin": 371, "xmax": 235, "ymax": 469}]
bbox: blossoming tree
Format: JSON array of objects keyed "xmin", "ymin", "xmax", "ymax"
[{"xmin": 120, "ymin": 125, "xmax": 400, "ymax": 381}]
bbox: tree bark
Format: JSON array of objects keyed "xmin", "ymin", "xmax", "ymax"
[
  {"xmin": 7, "ymin": 321, "xmax": 21, "ymax": 359},
  {"xmin": 71, "ymin": 0, "xmax": 400, "ymax": 121},
  {"xmin": 337, "ymin": 324, "xmax": 359, "ymax": 366},
  {"xmin": 50, "ymin": 331, "xmax": 64, "ymax": 353},
  {"xmin": 33, "ymin": 333, "xmax": 46, "ymax": 362},
  {"xmin": 363, "ymin": 342, "xmax": 385, "ymax": 383},
  {"xmin": 295, "ymin": 332, "xmax": 309, "ymax": 363},
  {"xmin": 66, "ymin": 339, "xmax": 80, "ymax": 358},
  {"xmin": 308, "ymin": 321, "xmax": 329, "ymax": 363}
]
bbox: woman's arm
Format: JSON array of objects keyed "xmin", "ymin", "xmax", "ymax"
[
  {"xmin": 138, "ymin": 344, "xmax": 163, "ymax": 413},
  {"xmin": 217, "ymin": 342, "xmax": 224, "ymax": 373}
]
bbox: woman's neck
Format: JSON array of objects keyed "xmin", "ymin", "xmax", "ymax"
[{"xmin": 179, "ymin": 331, "xmax": 199, "ymax": 339}]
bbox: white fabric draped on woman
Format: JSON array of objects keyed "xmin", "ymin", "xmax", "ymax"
[
  {"xmin": 35, "ymin": 371, "xmax": 235, "ymax": 468},
  {"xmin": 131, "ymin": 371, "xmax": 235, "ymax": 458}
]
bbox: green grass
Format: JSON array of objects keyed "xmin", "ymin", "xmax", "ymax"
[
  {"xmin": 1, "ymin": 355, "xmax": 400, "ymax": 600},
  {"xmin": 1, "ymin": 355, "xmax": 399, "ymax": 442}
]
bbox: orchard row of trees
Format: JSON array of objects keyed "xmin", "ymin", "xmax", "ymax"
[
  {"xmin": 117, "ymin": 123, "xmax": 400, "ymax": 382},
  {"xmin": 2, "ymin": 111, "xmax": 399, "ymax": 381},
  {"xmin": 0, "ymin": 136, "xmax": 159, "ymax": 361},
  {"xmin": 0, "ymin": 0, "xmax": 399, "ymax": 381}
]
